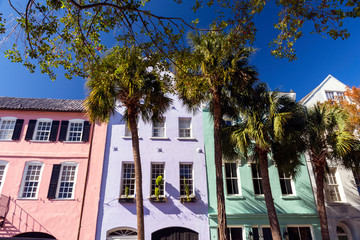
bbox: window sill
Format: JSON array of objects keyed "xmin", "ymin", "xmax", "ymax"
[
  {"xmin": 176, "ymin": 137, "xmax": 197, "ymax": 141},
  {"xmin": 0, "ymin": 139, "xmax": 13, "ymax": 142},
  {"xmin": 17, "ymin": 198, "xmax": 38, "ymax": 201},
  {"xmin": 254, "ymin": 195, "xmax": 265, "ymax": 200},
  {"xmin": 118, "ymin": 197, "xmax": 135, "ymax": 203},
  {"xmin": 50, "ymin": 198, "xmax": 76, "ymax": 201},
  {"xmin": 149, "ymin": 137, "xmax": 169, "ymax": 140},
  {"xmin": 29, "ymin": 140, "xmax": 50, "ymax": 143},
  {"xmin": 62, "ymin": 141, "xmax": 83, "ymax": 143},
  {"xmin": 149, "ymin": 196, "xmax": 167, "ymax": 202},
  {"xmin": 281, "ymin": 195, "xmax": 300, "ymax": 200},
  {"xmin": 122, "ymin": 136, "xmax": 142, "ymax": 140},
  {"xmin": 179, "ymin": 196, "xmax": 197, "ymax": 203},
  {"xmin": 226, "ymin": 195, "xmax": 246, "ymax": 200}
]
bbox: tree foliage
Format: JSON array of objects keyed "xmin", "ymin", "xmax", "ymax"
[
  {"xmin": 338, "ymin": 86, "xmax": 360, "ymax": 132},
  {"xmin": 1, "ymin": 0, "xmax": 360, "ymax": 80}
]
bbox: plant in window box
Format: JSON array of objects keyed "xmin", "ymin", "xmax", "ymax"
[
  {"xmin": 180, "ymin": 179, "xmax": 196, "ymax": 203},
  {"xmin": 150, "ymin": 175, "xmax": 167, "ymax": 202},
  {"xmin": 118, "ymin": 186, "xmax": 135, "ymax": 203}
]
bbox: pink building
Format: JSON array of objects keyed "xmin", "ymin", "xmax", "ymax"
[{"xmin": 0, "ymin": 97, "xmax": 107, "ymax": 240}]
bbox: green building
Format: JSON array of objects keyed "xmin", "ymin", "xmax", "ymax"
[{"xmin": 203, "ymin": 110, "xmax": 322, "ymax": 240}]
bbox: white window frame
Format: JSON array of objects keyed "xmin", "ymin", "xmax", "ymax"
[
  {"xmin": 251, "ymin": 163, "xmax": 263, "ymax": 195},
  {"xmin": 66, "ymin": 119, "xmax": 84, "ymax": 142},
  {"xmin": 106, "ymin": 227, "xmax": 137, "ymax": 240},
  {"xmin": 336, "ymin": 223, "xmax": 352, "ymax": 240},
  {"xmin": 278, "ymin": 170, "xmax": 296, "ymax": 196},
  {"xmin": 120, "ymin": 163, "xmax": 136, "ymax": 198},
  {"xmin": 325, "ymin": 167, "xmax": 342, "ymax": 202},
  {"xmin": 179, "ymin": 163, "xmax": 194, "ymax": 197},
  {"xmin": 123, "ymin": 120, "xmax": 139, "ymax": 138},
  {"xmin": 224, "ymin": 162, "xmax": 241, "ymax": 195},
  {"xmin": 151, "ymin": 119, "xmax": 166, "ymax": 138},
  {"xmin": 0, "ymin": 161, "xmax": 9, "ymax": 194},
  {"xmin": 251, "ymin": 225, "xmax": 272, "ymax": 240},
  {"xmin": 325, "ymin": 91, "xmax": 345, "ymax": 100},
  {"xmin": 286, "ymin": 225, "xmax": 314, "ymax": 240},
  {"xmin": 33, "ymin": 118, "xmax": 53, "ymax": 141},
  {"xmin": 150, "ymin": 163, "xmax": 165, "ymax": 197},
  {"xmin": 178, "ymin": 118, "xmax": 192, "ymax": 138},
  {"xmin": 0, "ymin": 117, "xmax": 17, "ymax": 141},
  {"xmin": 56, "ymin": 162, "xmax": 78, "ymax": 199},
  {"xmin": 18, "ymin": 161, "xmax": 44, "ymax": 199},
  {"xmin": 228, "ymin": 226, "xmax": 243, "ymax": 240}
]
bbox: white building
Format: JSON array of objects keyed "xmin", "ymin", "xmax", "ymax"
[{"xmin": 300, "ymin": 74, "xmax": 360, "ymax": 240}]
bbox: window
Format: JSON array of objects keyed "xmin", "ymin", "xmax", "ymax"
[
  {"xmin": 57, "ymin": 163, "xmax": 77, "ymax": 199},
  {"xmin": 252, "ymin": 227, "xmax": 272, "ymax": 240},
  {"xmin": 121, "ymin": 163, "xmax": 135, "ymax": 197},
  {"xmin": 107, "ymin": 228, "xmax": 137, "ymax": 240},
  {"xmin": 66, "ymin": 120, "xmax": 84, "ymax": 142},
  {"xmin": 178, "ymin": 118, "xmax": 191, "ymax": 138},
  {"xmin": 151, "ymin": 163, "xmax": 165, "ymax": 196},
  {"xmin": 180, "ymin": 163, "xmax": 193, "ymax": 196},
  {"xmin": 337, "ymin": 224, "xmax": 350, "ymax": 240},
  {"xmin": 287, "ymin": 227, "xmax": 313, "ymax": 240},
  {"xmin": 124, "ymin": 120, "xmax": 139, "ymax": 137},
  {"xmin": 152, "ymin": 119, "xmax": 165, "ymax": 137},
  {"xmin": 19, "ymin": 162, "xmax": 43, "ymax": 199},
  {"xmin": 326, "ymin": 91, "xmax": 344, "ymax": 100},
  {"xmin": 325, "ymin": 168, "xmax": 341, "ymax": 202},
  {"xmin": 33, "ymin": 119, "xmax": 52, "ymax": 141},
  {"xmin": 278, "ymin": 170, "xmax": 294, "ymax": 195},
  {"xmin": 251, "ymin": 164, "xmax": 263, "ymax": 195},
  {"xmin": 326, "ymin": 91, "xmax": 335, "ymax": 100},
  {"xmin": 228, "ymin": 227, "xmax": 242, "ymax": 240},
  {"xmin": 0, "ymin": 117, "xmax": 16, "ymax": 140},
  {"xmin": 219, "ymin": 227, "xmax": 242, "ymax": 240},
  {"xmin": 0, "ymin": 161, "xmax": 8, "ymax": 194},
  {"xmin": 225, "ymin": 163, "xmax": 239, "ymax": 195}
]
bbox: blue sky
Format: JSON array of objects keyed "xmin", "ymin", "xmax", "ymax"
[{"xmin": 0, "ymin": 1, "xmax": 359, "ymax": 101}]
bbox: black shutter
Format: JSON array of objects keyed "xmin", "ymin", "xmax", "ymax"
[
  {"xmin": 49, "ymin": 121, "xmax": 59, "ymax": 142},
  {"xmin": 25, "ymin": 120, "xmax": 37, "ymax": 140},
  {"xmin": 58, "ymin": 121, "xmax": 69, "ymax": 141},
  {"xmin": 82, "ymin": 121, "xmax": 91, "ymax": 142},
  {"xmin": 12, "ymin": 119, "xmax": 24, "ymax": 140},
  {"xmin": 47, "ymin": 164, "xmax": 61, "ymax": 199}
]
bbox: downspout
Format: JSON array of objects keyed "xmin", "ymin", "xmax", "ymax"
[{"xmin": 77, "ymin": 122, "xmax": 96, "ymax": 240}]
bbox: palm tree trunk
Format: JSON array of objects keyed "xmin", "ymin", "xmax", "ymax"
[
  {"xmin": 128, "ymin": 109, "xmax": 145, "ymax": 240},
  {"xmin": 213, "ymin": 87, "xmax": 229, "ymax": 240},
  {"xmin": 258, "ymin": 149, "xmax": 282, "ymax": 240},
  {"xmin": 314, "ymin": 163, "xmax": 330, "ymax": 240}
]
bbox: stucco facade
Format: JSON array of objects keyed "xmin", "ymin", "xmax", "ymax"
[
  {"xmin": 203, "ymin": 108, "xmax": 321, "ymax": 239},
  {"xmin": 96, "ymin": 96, "xmax": 209, "ymax": 240},
  {"xmin": 301, "ymin": 75, "xmax": 360, "ymax": 240},
  {"xmin": 0, "ymin": 97, "xmax": 107, "ymax": 240}
]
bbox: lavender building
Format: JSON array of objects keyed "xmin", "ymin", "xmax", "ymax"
[{"xmin": 96, "ymin": 96, "xmax": 209, "ymax": 240}]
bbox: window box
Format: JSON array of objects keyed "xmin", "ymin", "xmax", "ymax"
[
  {"xmin": 149, "ymin": 196, "xmax": 167, "ymax": 202},
  {"xmin": 118, "ymin": 197, "xmax": 135, "ymax": 203},
  {"xmin": 180, "ymin": 194, "xmax": 196, "ymax": 203}
]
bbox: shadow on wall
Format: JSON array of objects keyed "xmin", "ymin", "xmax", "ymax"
[{"xmin": 0, "ymin": 197, "xmax": 53, "ymax": 237}]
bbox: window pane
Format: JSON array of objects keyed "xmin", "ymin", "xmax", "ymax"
[
  {"xmin": 229, "ymin": 228, "xmax": 242, "ymax": 240},
  {"xmin": 179, "ymin": 118, "xmax": 191, "ymax": 138},
  {"xmin": 0, "ymin": 119, "xmax": 16, "ymax": 140},
  {"xmin": 21, "ymin": 164, "xmax": 42, "ymax": 198},
  {"xmin": 180, "ymin": 163, "xmax": 193, "ymax": 196},
  {"xmin": 225, "ymin": 163, "xmax": 239, "ymax": 195},
  {"xmin": 151, "ymin": 163, "xmax": 165, "ymax": 196},
  {"xmin": 262, "ymin": 228, "xmax": 273, "ymax": 240},
  {"xmin": 252, "ymin": 164, "xmax": 263, "ymax": 194},
  {"xmin": 34, "ymin": 121, "xmax": 52, "ymax": 141},
  {"xmin": 67, "ymin": 122, "xmax": 83, "ymax": 141},
  {"xmin": 57, "ymin": 165, "xmax": 77, "ymax": 198},
  {"xmin": 121, "ymin": 163, "xmax": 135, "ymax": 196}
]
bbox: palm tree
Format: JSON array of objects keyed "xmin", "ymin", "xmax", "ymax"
[
  {"xmin": 303, "ymin": 102, "xmax": 354, "ymax": 240},
  {"xmin": 224, "ymin": 83, "xmax": 306, "ymax": 240},
  {"xmin": 85, "ymin": 46, "xmax": 172, "ymax": 240},
  {"xmin": 174, "ymin": 30, "xmax": 258, "ymax": 240}
]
